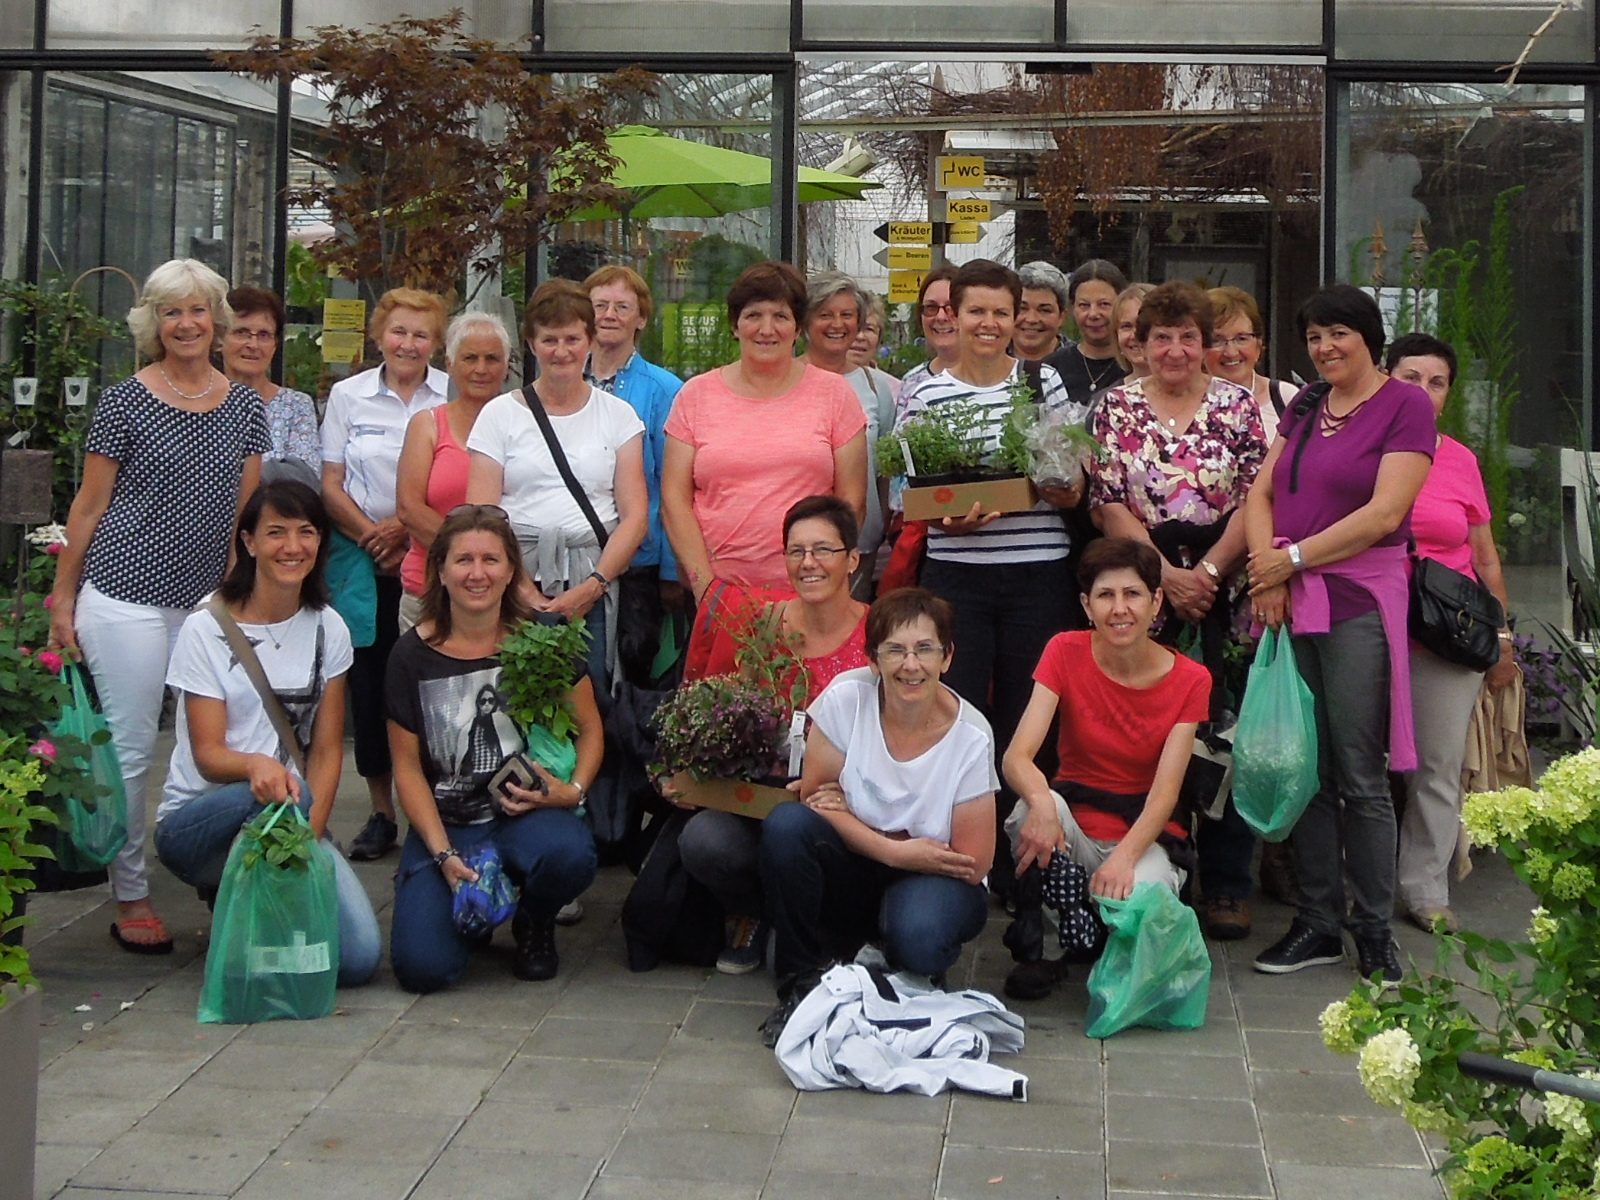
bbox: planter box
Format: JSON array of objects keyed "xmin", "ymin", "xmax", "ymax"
[
  {"xmin": 902, "ymin": 473, "xmax": 1039, "ymax": 521},
  {"xmin": 0, "ymin": 983, "xmax": 40, "ymax": 1200},
  {"xmin": 669, "ymin": 773, "xmax": 791, "ymax": 820}
]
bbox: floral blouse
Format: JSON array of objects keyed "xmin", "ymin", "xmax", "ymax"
[
  {"xmin": 1089, "ymin": 376, "xmax": 1267, "ymax": 528},
  {"xmin": 264, "ymin": 386, "xmax": 320, "ymax": 473}
]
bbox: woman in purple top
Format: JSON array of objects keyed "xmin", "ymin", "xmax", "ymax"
[{"xmin": 1242, "ymin": 285, "xmax": 1436, "ymax": 986}]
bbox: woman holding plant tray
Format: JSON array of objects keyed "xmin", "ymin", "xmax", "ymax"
[
  {"xmin": 152, "ymin": 481, "xmax": 380, "ymax": 987},
  {"xmin": 1087, "ymin": 281, "xmax": 1267, "ymax": 940},
  {"xmin": 757, "ymin": 587, "xmax": 998, "ymax": 1047},
  {"xmin": 672, "ymin": 495, "xmax": 871, "ymax": 975},
  {"xmin": 385, "ymin": 506, "xmax": 600, "ymax": 992}
]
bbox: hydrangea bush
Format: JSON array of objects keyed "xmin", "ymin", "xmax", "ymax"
[{"xmin": 1320, "ymin": 747, "xmax": 1600, "ymax": 1199}]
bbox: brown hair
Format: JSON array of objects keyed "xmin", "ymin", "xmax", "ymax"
[
  {"xmin": 866, "ymin": 588, "xmax": 955, "ymax": 656},
  {"xmin": 523, "ymin": 279, "xmax": 596, "ymax": 343},
  {"xmin": 368, "ymin": 287, "xmax": 448, "ymax": 344},
  {"xmin": 1207, "ymin": 285, "xmax": 1264, "ymax": 340},
  {"xmin": 950, "ymin": 258, "xmax": 1021, "ymax": 314},
  {"xmin": 1135, "ymin": 280, "xmax": 1214, "ymax": 346},
  {"xmin": 227, "ymin": 286, "xmax": 286, "ymax": 340},
  {"xmin": 1077, "ymin": 536, "xmax": 1163, "ymax": 594},
  {"xmin": 782, "ymin": 494, "xmax": 859, "ymax": 550},
  {"xmin": 916, "ymin": 263, "xmax": 958, "ymax": 311},
  {"xmin": 726, "ymin": 260, "xmax": 808, "ymax": 328},
  {"xmin": 582, "ymin": 263, "xmax": 654, "ymax": 329},
  {"xmin": 419, "ymin": 507, "xmax": 535, "ymax": 646}
]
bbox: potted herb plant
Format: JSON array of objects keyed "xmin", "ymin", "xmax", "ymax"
[{"xmin": 497, "ymin": 616, "xmax": 592, "ymax": 782}]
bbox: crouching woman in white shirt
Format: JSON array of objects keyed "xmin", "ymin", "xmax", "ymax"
[
  {"xmin": 757, "ymin": 587, "xmax": 997, "ymax": 1046},
  {"xmin": 152, "ymin": 480, "xmax": 381, "ymax": 986}
]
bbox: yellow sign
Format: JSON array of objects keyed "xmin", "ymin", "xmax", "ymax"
[
  {"xmin": 947, "ymin": 222, "xmax": 982, "ymax": 245},
  {"xmin": 886, "ymin": 221, "xmax": 933, "ymax": 245},
  {"xmin": 321, "ymin": 330, "xmax": 366, "ymax": 364},
  {"xmin": 945, "ymin": 197, "xmax": 992, "ymax": 222},
  {"xmin": 936, "ymin": 156, "xmax": 986, "ymax": 191},
  {"xmin": 887, "ymin": 245, "xmax": 933, "ymax": 270},
  {"xmin": 322, "ymin": 298, "xmax": 367, "ymax": 332},
  {"xmin": 888, "ymin": 271, "xmax": 926, "ymax": 304}
]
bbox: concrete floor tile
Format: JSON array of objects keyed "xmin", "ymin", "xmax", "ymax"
[
  {"xmin": 947, "ymin": 1096, "xmax": 1102, "ymax": 1155},
  {"xmin": 319, "ymin": 1060, "xmax": 502, "ymax": 1116},
  {"xmin": 762, "ymin": 1170, "xmax": 935, "ymax": 1200},
  {"xmin": 630, "ymin": 1080, "xmax": 796, "ymax": 1134},
  {"xmin": 568, "ymin": 956, "xmax": 707, "ymax": 992},
  {"xmin": 603, "ymin": 1128, "xmax": 779, "ymax": 1185},
  {"xmin": 1108, "ymin": 1139, "xmax": 1272, "ymax": 1197},
  {"xmin": 1014, "ymin": 1017, "xmax": 1101, "ymax": 1062},
  {"xmin": 273, "ymin": 1108, "xmax": 459, "ymax": 1164},
  {"xmin": 55, "ymin": 1190, "xmax": 225, "ymax": 1199},
  {"xmin": 32, "ymin": 1142, "xmax": 101, "ymax": 1200},
  {"xmin": 549, "ymin": 981, "xmax": 698, "ymax": 1024},
  {"xmin": 771, "ymin": 1115, "xmax": 944, "ymax": 1180},
  {"xmin": 403, "ymin": 983, "xmax": 558, "ymax": 1028},
  {"xmin": 1013, "ymin": 1057, "xmax": 1104, "ymax": 1106},
  {"xmin": 410, "ymin": 1146, "xmax": 597, "ymax": 1200},
  {"xmin": 230, "ymin": 1007, "xmax": 397, "ymax": 1050},
  {"xmin": 452, "ymin": 1101, "xmax": 629, "ymax": 1157},
  {"xmin": 679, "ymin": 998, "xmax": 774, "ymax": 1045},
  {"xmin": 73, "ymin": 1010, "xmax": 238, "ymax": 1056},
  {"xmin": 487, "ymin": 1056, "xmax": 653, "ymax": 1108},
  {"xmin": 1260, "ymin": 1112, "xmax": 1430, "ymax": 1168},
  {"xmin": 1106, "ymin": 1051, "xmax": 1251, "ymax": 1100},
  {"xmin": 39, "ymin": 1047, "xmax": 204, "ymax": 1102},
  {"xmin": 232, "ymin": 1155, "xmax": 427, "ymax": 1200},
  {"xmin": 187, "ymin": 1039, "xmax": 359, "ymax": 1093},
  {"xmin": 1243, "ymin": 1028, "xmax": 1347, "ymax": 1073},
  {"xmin": 70, "ymin": 1128, "xmax": 279, "ymax": 1195},
  {"xmin": 700, "ymin": 968, "xmax": 778, "ymax": 1004},
  {"xmin": 1104, "ymin": 1018, "xmax": 1245, "ymax": 1057},
  {"xmin": 1271, "ymin": 1164, "xmax": 1446, "ymax": 1199},
  {"xmin": 1251, "ymin": 1068, "xmax": 1375, "ymax": 1116},
  {"xmin": 937, "ymin": 1146, "xmax": 1105, "ymax": 1200},
  {"xmin": 523, "ymin": 1016, "xmax": 677, "ymax": 1063},
  {"xmin": 131, "ymin": 1083, "xmax": 319, "ymax": 1141},
  {"xmin": 35, "ymin": 1088, "xmax": 161, "ymax": 1148},
  {"xmin": 1234, "ymin": 984, "xmax": 1351, "ymax": 1032},
  {"xmin": 1105, "ymin": 1094, "xmax": 1262, "ymax": 1147},
  {"xmin": 588, "ymin": 1178, "xmax": 758, "ymax": 1200},
  {"xmin": 790, "ymin": 1087, "xmax": 950, "ymax": 1127},
  {"xmin": 366, "ymin": 1018, "xmax": 527, "ymax": 1069},
  {"xmin": 650, "ymin": 1042, "xmax": 789, "ymax": 1087}
]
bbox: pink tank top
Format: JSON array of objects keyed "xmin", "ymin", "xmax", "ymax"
[{"xmin": 401, "ymin": 405, "xmax": 473, "ymax": 595}]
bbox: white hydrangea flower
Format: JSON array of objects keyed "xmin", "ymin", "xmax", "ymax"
[
  {"xmin": 26, "ymin": 522, "xmax": 66, "ymax": 547},
  {"xmin": 1357, "ymin": 1027, "xmax": 1422, "ymax": 1109},
  {"xmin": 1543, "ymin": 1091, "xmax": 1591, "ymax": 1143},
  {"xmin": 1529, "ymin": 906, "xmax": 1559, "ymax": 945},
  {"xmin": 1320, "ymin": 1000, "xmax": 1361, "ymax": 1055}
]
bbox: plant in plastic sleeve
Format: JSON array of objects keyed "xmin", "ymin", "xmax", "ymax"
[{"xmin": 1001, "ymin": 391, "xmax": 1103, "ymax": 487}]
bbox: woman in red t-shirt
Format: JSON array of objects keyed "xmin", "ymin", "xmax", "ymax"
[{"xmin": 998, "ymin": 537, "xmax": 1210, "ymax": 1000}]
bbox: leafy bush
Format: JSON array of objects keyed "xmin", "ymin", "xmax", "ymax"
[
  {"xmin": 0, "ymin": 739, "xmax": 56, "ymax": 1000},
  {"xmin": 498, "ymin": 618, "xmax": 590, "ymax": 742}
]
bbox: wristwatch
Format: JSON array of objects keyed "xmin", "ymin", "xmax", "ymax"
[
  {"xmin": 587, "ymin": 569, "xmax": 608, "ymax": 589},
  {"xmin": 1287, "ymin": 543, "xmax": 1304, "ymax": 570},
  {"xmin": 432, "ymin": 847, "xmax": 462, "ymax": 869},
  {"xmin": 1198, "ymin": 559, "xmax": 1220, "ymax": 581}
]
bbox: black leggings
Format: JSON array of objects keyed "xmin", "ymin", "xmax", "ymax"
[{"xmin": 349, "ymin": 573, "xmax": 402, "ymax": 779}]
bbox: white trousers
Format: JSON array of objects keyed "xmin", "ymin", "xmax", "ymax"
[
  {"xmin": 75, "ymin": 582, "xmax": 189, "ymax": 902},
  {"xmin": 1398, "ymin": 645, "xmax": 1485, "ymax": 912}
]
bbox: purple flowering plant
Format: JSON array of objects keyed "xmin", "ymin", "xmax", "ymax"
[{"xmin": 651, "ymin": 675, "xmax": 789, "ymax": 783}]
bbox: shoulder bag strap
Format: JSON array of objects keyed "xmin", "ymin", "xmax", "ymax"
[
  {"xmin": 204, "ymin": 596, "xmax": 308, "ymax": 776},
  {"xmin": 520, "ymin": 384, "xmax": 610, "ymax": 549}
]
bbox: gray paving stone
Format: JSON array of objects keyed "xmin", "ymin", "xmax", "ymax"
[
  {"xmin": 630, "ymin": 1080, "xmax": 796, "ymax": 1134},
  {"xmin": 587, "ymin": 1178, "xmax": 759, "ymax": 1200},
  {"xmin": 1105, "ymin": 1094, "xmax": 1261, "ymax": 1147},
  {"xmin": 70, "ymin": 1127, "xmax": 280, "ymax": 1195},
  {"xmin": 72, "ymin": 1009, "xmax": 238, "ymax": 1056},
  {"xmin": 187, "ymin": 1039, "xmax": 360, "ymax": 1094},
  {"xmin": 762, "ymin": 1171, "xmax": 936, "ymax": 1199},
  {"xmin": 1106, "ymin": 1050, "xmax": 1251, "ymax": 1100},
  {"xmin": 790, "ymin": 1087, "xmax": 951, "ymax": 1126},
  {"xmin": 770, "ymin": 1115, "xmax": 944, "ymax": 1181},
  {"xmin": 1233, "ymin": 983, "xmax": 1351, "ymax": 1031},
  {"xmin": 404, "ymin": 982, "xmax": 559, "ymax": 1028},
  {"xmin": 1259, "ymin": 1112, "xmax": 1431, "ymax": 1168},
  {"xmin": 650, "ymin": 1041, "xmax": 789, "ymax": 1087},
  {"xmin": 1242, "ymin": 1028, "xmax": 1346, "ymax": 1072},
  {"xmin": 549, "ymin": 980, "xmax": 699, "ymax": 1024},
  {"xmin": 366, "ymin": 1018, "xmax": 527, "ymax": 1069},
  {"xmin": 679, "ymin": 998, "xmax": 774, "ymax": 1045},
  {"xmin": 1251, "ymin": 1067, "xmax": 1375, "ymax": 1116},
  {"xmin": 1106, "ymin": 1016, "xmax": 1246, "ymax": 1057},
  {"xmin": 39, "ymin": 1046, "xmax": 204, "ymax": 1102},
  {"xmin": 948, "ymin": 1096, "xmax": 1102, "ymax": 1155},
  {"xmin": 410, "ymin": 1146, "xmax": 597, "ymax": 1200},
  {"xmin": 55, "ymin": 1190, "xmax": 223, "ymax": 1199},
  {"xmin": 1271, "ymin": 1164, "xmax": 1446, "ymax": 1199},
  {"xmin": 452, "ymin": 1101, "xmax": 630, "ymax": 1157},
  {"xmin": 32, "ymin": 1142, "xmax": 101, "ymax": 1200},
  {"xmin": 319, "ymin": 1060, "xmax": 503, "ymax": 1116},
  {"xmin": 523, "ymin": 1016, "xmax": 678, "ymax": 1062},
  {"xmin": 271, "ymin": 1108, "xmax": 459, "ymax": 1165},
  {"xmin": 1013, "ymin": 1056, "xmax": 1104, "ymax": 1106},
  {"xmin": 231, "ymin": 1155, "xmax": 428, "ymax": 1200},
  {"xmin": 937, "ymin": 1146, "xmax": 1105, "ymax": 1200},
  {"xmin": 487, "ymin": 1055, "xmax": 653, "ymax": 1108},
  {"xmin": 603, "ymin": 1128, "xmax": 779, "ymax": 1186},
  {"xmin": 131, "ymin": 1083, "xmax": 319, "ymax": 1141},
  {"xmin": 34, "ymin": 1087, "xmax": 161, "ymax": 1148},
  {"xmin": 230, "ymin": 1007, "xmax": 397, "ymax": 1050},
  {"xmin": 1108, "ymin": 1139, "xmax": 1273, "ymax": 1197}
]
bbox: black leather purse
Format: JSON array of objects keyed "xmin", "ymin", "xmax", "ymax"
[{"xmin": 1408, "ymin": 555, "xmax": 1504, "ymax": 671}]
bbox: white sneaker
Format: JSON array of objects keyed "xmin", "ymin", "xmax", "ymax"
[{"xmin": 555, "ymin": 900, "xmax": 584, "ymax": 926}]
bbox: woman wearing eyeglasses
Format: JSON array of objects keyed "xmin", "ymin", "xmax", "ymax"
[
  {"xmin": 223, "ymin": 287, "xmax": 319, "ymax": 489},
  {"xmin": 1205, "ymin": 286, "xmax": 1297, "ymax": 446},
  {"xmin": 674, "ymin": 495, "xmax": 870, "ymax": 975},
  {"xmin": 896, "ymin": 265, "xmax": 960, "ymax": 407}
]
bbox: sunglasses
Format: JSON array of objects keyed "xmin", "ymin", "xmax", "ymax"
[{"xmin": 446, "ymin": 503, "xmax": 510, "ymax": 522}]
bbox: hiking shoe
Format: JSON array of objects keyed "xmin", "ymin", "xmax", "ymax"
[
  {"xmin": 511, "ymin": 910, "xmax": 559, "ymax": 981},
  {"xmin": 717, "ymin": 916, "xmax": 768, "ymax": 975},
  {"xmin": 1003, "ymin": 957, "xmax": 1064, "ymax": 1001},
  {"xmin": 555, "ymin": 900, "xmax": 584, "ymax": 926},
  {"xmin": 1253, "ymin": 920, "xmax": 1345, "ymax": 974},
  {"xmin": 1203, "ymin": 896, "xmax": 1252, "ymax": 941},
  {"xmin": 1353, "ymin": 932, "xmax": 1404, "ymax": 988},
  {"xmin": 347, "ymin": 812, "xmax": 397, "ymax": 861}
]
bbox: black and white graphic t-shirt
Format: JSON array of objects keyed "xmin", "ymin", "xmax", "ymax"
[
  {"xmin": 160, "ymin": 604, "xmax": 355, "ymax": 820},
  {"xmin": 83, "ymin": 379, "xmax": 272, "ymax": 609},
  {"xmin": 386, "ymin": 632, "xmax": 533, "ymax": 826}
]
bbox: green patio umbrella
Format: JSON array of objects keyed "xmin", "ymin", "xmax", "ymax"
[{"xmin": 561, "ymin": 124, "xmax": 881, "ymax": 221}]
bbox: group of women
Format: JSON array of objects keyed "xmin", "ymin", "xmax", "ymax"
[{"xmin": 45, "ymin": 246, "xmax": 1514, "ymax": 1031}]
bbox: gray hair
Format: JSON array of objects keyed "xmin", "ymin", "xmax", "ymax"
[
  {"xmin": 806, "ymin": 270, "xmax": 867, "ymax": 323},
  {"xmin": 126, "ymin": 258, "xmax": 232, "ymax": 361},
  {"xmin": 445, "ymin": 311, "xmax": 513, "ymax": 363},
  {"xmin": 1068, "ymin": 258, "xmax": 1129, "ymax": 302},
  {"xmin": 1018, "ymin": 260, "xmax": 1070, "ymax": 309}
]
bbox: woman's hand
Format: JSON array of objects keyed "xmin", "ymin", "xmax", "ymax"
[
  {"xmin": 439, "ymin": 853, "xmax": 479, "ymax": 890},
  {"xmin": 1162, "ymin": 564, "xmax": 1217, "ymax": 622},
  {"xmin": 1247, "ymin": 545, "xmax": 1296, "ymax": 592},
  {"xmin": 505, "ymin": 760, "xmax": 581, "ymax": 810},
  {"xmin": 1013, "ymin": 803, "xmax": 1066, "ymax": 875},
  {"xmin": 360, "ymin": 516, "xmax": 408, "ymax": 561},
  {"xmin": 1090, "ymin": 850, "xmax": 1137, "ymax": 901},
  {"xmin": 894, "ymin": 837, "xmax": 977, "ymax": 881},
  {"xmin": 546, "ymin": 577, "xmax": 604, "ymax": 621},
  {"xmin": 940, "ymin": 501, "xmax": 1002, "ymax": 537},
  {"xmin": 1037, "ymin": 475, "xmax": 1084, "ymax": 510},
  {"xmin": 803, "ymin": 781, "xmax": 848, "ymax": 813},
  {"xmin": 246, "ymin": 754, "xmax": 299, "ymax": 804},
  {"xmin": 46, "ymin": 594, "xmax": 78, "ymax": 655},
  {"xmin": 1252, "ymin": 582, "xmax": 1291, "ymax": 630},
  {"xmin": 1486, "ymin": 650, "xmax": 1519, "ymax": 693},
  {"xmin": 653, "ymin": 770, "xmax": 699, "ymax": 810}
]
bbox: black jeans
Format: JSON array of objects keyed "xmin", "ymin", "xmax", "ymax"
[{"xmin": 349, "ymin": 573, "xmax": 402, "ymax": 779}]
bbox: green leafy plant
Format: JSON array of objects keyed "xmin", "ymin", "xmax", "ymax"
[
  {"xmin": 999, "ymin": 381, "xmax": 1104, "ymax": 482},
  {"xmin": 0, "ymin": 739, "xmax": 56, "ymax": 1001},
  {"xmin": 730, "ymin": 605, "xmax": 811, "ymax": 718},
  {"xmin": 238, "ymin": 805, "xmax": 316, "ymax": 871},
  {"xmin": 875, "ymin": 399, "xmax": 994, "ymax": 477},
  {"xmin": 652, "ymin": 676, "xmax": 790, "ymax": 783},
  {"xmin": 499, "ymin": 617, "xmax": 590, "ymax": 742},
  {"xmin": 1319, "ymin": 747, "xmax": 1600, "ymax": 1198}
]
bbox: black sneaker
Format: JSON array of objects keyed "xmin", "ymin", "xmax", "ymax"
[
  {"xmin": 511, "ymin": 910, "xmax": 559, "ymax": 981},
  {"xmin": 1003, "ymin": 957, "xmax": 1064, "ymax": 1001},
  {"xmin": 347, "ymin": 812, "xmax": 397, "ymax": 861},
  {"xmin": 1253, "ymin": 919, "xmax": 1345, "ymax": 974},
  {"xmin": 1353, "ymin": 932, "xmax": 1403, "ymax": 988},
  {"xmin": 717, "ymin": 916, "xmax": 768, "ymax": 975}
]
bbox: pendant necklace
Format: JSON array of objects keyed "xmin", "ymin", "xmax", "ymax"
[{"xmin": 159, "ymin": 363, "xmax": 216, "ymax": 402}]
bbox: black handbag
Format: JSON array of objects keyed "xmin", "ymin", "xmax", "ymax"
[{"xmin": 1408, "ymin": 555, "xmax": 1504, "ymax": 671}]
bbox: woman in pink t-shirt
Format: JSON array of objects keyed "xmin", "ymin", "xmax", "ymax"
[
  {"xmin": 1384, "ymin": 334, "xmax": 1516, "ymax": 933},
  {"xmin": 662, "ymin": 261, "xmax": 868, "ymax": 667}
]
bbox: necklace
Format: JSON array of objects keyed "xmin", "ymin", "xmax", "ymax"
[
  {"xmin": 240, "ymin": 607, "xmax": 294, "ymax": 650},
  {"xmin": 1082, "ymin": 351, "xmax": 1119, "ymax": 393},
  {"xmin": 158, "ymin": 362, "xmax": 217, "ymax": 402},
  {"xmin": 1320, "ymin": 397, "xmax": 1370, "ymax": 436}
]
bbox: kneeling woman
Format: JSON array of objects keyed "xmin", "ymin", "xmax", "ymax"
[
  {"xmin": 386, "ymin": 506, "xmax": 600, "ymax": 992},
  {"xmin": 758, "ymin": 588, "xmax": 997, "ymax": 1045},
  {"xmin": 1000, "ymin": 538, "xmax": 1210, "ymax": 1000},
  {"xmin": 153, "ymin": 481, "xmax": 380, "ymax": 987}
]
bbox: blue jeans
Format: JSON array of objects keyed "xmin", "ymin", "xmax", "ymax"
[
  {"xmin": 152, "ymin": 782, "xmax": 381, "ymax": 987},
  {"xmin": 390, "ymin": 810, "xmax": 597, "ymax": 994},
  {"xmin": 760, "ymin": 801, "xmax": 988, "ymax": 996}
]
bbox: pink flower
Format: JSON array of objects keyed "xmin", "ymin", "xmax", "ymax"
[
  {"xmin": 45, "ymin": 543, "xmax": 62, "ymax": 556},
  {"xmin": 42, "ymin": 594, "xmax": 55, "ymax": 609},
  {"xmin": 28, "ymin": 739, "xmax": 56, "ymax": 763},
  {"xmin": 37, "ymin": 649, "xmax": 65, "ymax": 674},
  {"xmin": 17, "ymin": 646, "xmax": 30, "ymax": 657}
]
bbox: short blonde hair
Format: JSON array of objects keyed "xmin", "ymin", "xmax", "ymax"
[
  {"xmin": 126, "ymin": 259, "xmax": 232, "ymax": 361},
  {"xmin": 1207, "ymin": 285, "xmax": 1265, "ymax": 339},
  {"xmin": 1112, "ymin": 282, "xmax": 1155, "ymax": 372},
  {"xmin": 368, "ymin": 287, "xmax": 448, "ymax": 345}
]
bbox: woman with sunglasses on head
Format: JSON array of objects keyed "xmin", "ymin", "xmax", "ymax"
[
  {"xmin": 153, "ymin": 480, "xmax": 379, "ymax": 985},
  {"xmin": 386, "ymin": 505, "xmax": 601, "ymax": 993}
]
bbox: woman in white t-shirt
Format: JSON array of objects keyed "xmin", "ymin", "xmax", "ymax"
[
  {"xmin": 756, "ymin": 588, "xmax": 998, "ymax": 1047},
  {"xmin": 465, "ymin": 280, "xmax": 648, "ymax": 685},
  {"xmin": 152, "ymin": 481, "xmax": 381, "ymax": 986}
]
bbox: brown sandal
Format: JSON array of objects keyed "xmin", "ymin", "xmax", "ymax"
[{"xmin": 110, "ymin": 915, "xmax": 174, "ymax": 956}]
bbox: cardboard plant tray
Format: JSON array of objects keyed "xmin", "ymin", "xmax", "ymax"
[
  {"xmin": 669, "ymin": 773, "xmax": 792, "ymax": 820},
  {"xmin": 901, "ymin": 473, "xmax": 1039, "ymax": 521}
]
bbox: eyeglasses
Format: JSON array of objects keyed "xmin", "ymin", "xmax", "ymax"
[
  {"xmin": 921, "ymin": 302, "xmax": 955, "ymax": 317},
  {"xmin": 784, "ymin": 544, "xmax": 848, "ymax": 563},
  {"xmin": 877, "ymin": 643, "xmax": 946, "ymax": 665},
  {"xmin": 1211, "ymin": 334, "xmax": 1259, "ymax": 351},
  {"xmin": 446, "ymin": 503, "xmax": 510, "ymax": 522},
  {"xmin": 1147, "ymin": 331, "xmax": 1206, "ymax": 350},
  {"xmin": 227, "ymin": 328, "xmax": 278, "ymax": 344},
  {"xmin": 590, "ymin": 300, "xmax": 637, "ymax": 316}
]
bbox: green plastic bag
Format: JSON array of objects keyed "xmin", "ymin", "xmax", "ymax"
[
  {"xmin": 524, "ymin": 724, "xmax": 577, "ymax": 783},
  {"xmin": 1232, "ymin": 627, "xmax": 1321, "ymax": 843},
  {"xmin": 1085, "ymin": 883, "xmax": 1212, "ymax": 1038},
  {"xmin": 198, "ymin": 804, "xmax": 340, "ymax": 1025},
  {"xmin": 48, "ymin": 664, "xmax": 129, "ymax": 871}
]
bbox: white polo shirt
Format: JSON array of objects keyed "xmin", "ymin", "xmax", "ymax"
[{"xmin": 320, "ymin": 364, "xmax": 449, "ymax": 521}]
